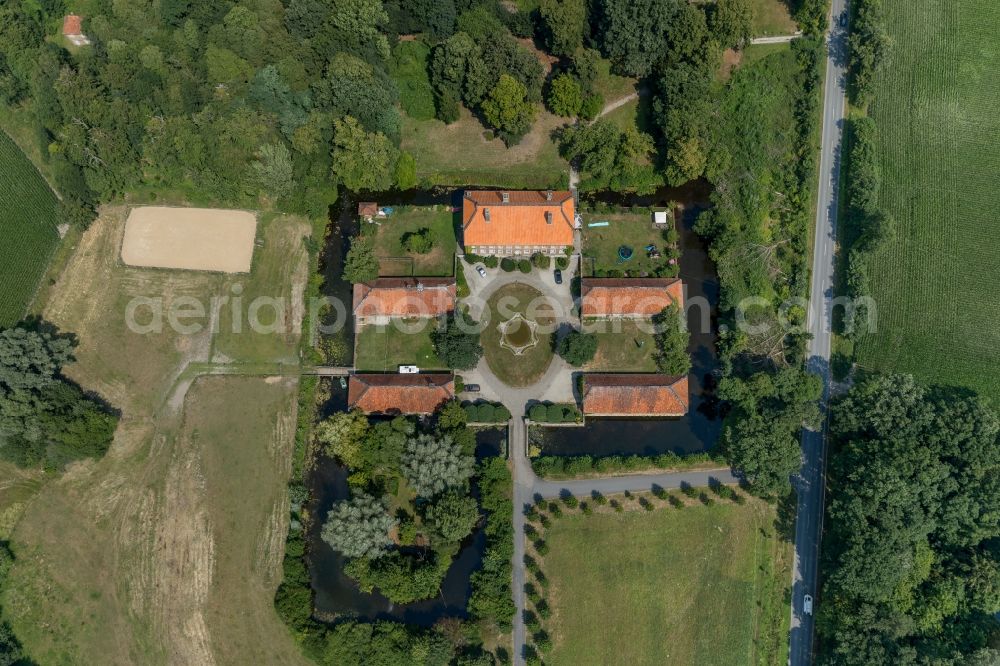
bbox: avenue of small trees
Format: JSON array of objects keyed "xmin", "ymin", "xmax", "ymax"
[{"xmin": 818, "ymin": 374, "xmax": 1000, "ymax": 664}]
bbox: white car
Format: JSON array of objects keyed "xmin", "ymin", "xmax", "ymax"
[
  {"xmin": 476, "ymin": 265, "xmax": 487, "ymax": 278},
  {"xmin": 803, "ymin": 594, "xmax": 814, "ymax": 616}
]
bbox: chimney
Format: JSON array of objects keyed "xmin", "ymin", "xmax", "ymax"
[
  {"xmin": 545, "ymin": 190, "xmax": 553, "ymax": 201},
  {"xmin": 484, "ymin": 208, "xmax": 491, "ymax": 222},
  {"xmin": 545, "ymin": 211, "xmax": 553, "ymax": 225},
  {"xmin": 501, "ymin": 192, "xmax": 510, "ymax": 203}
]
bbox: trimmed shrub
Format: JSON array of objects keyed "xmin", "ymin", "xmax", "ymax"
[
  {"xmin": 562, "ymin": 494, "xmax": 578, "ymax": 509},
  {"xmin": 556, "ymin": 256, "xmax": 569, "ymax": 270},
  {"xmin": 484, "ymin": 255, "xmax": 499, "ymax": 268},
  {"xmin": 500, "ymin": 257, "xmax": 516, "ymax": 272},
  {"xmin": 495, "ymin": 405, "xmax": 511, "ymax": 420},
  {"xmin": 546, "ymin": 404, "xmax": 564, "ymax": 422},
  {"xmin": 529, "ymin": 404, "xmax": 547, "ymax": 422},
  {"xmin": 477, "ymin": 403, "xmax": 495, "ymax": 423},
  {"xmin": 463, "ymin": 403, "xmax": 479, "ymax": 421},
  {"xmin": 531, "ymin": 252, "xmax": 551, "ymax": 269},
  {"xmin": 517, "ymin": 259, "xmax": 532, "ymax": 273}
]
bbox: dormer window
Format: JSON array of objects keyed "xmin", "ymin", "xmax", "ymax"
[
  {"xmin": 484, "ymin": 208, "xmax": 491, "ymax": 222},
  {"xmin": 545, "ymin": 190, "xmax": 553, "ymax": 201},
  {"xmin": 545, "ymin": 211, "xmax": 553, "ymax": 225},
  {"xmin": 501, "ymin": 192, "xmax": 510, "ymax": 203}
]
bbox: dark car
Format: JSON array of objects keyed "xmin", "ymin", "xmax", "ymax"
[
  {"xmin": 464, "ymin": 383, "xmax": 481, "ymax": 393},
  {"xmin": 554, "ymin": 268, "xmax": 563, "ymax": 284},
  {"xmin": 839, "ymin": 11, "xmax": 848, "ymax": 27}
]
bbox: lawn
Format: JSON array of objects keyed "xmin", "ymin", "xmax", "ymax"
[
  {"xmin": 539, "ymin": 497, "xmax": 791, "ymax": 666},
  {"xmin": 369, "ymin": 206, "xmax": 457, "ymax": 277},
  {"xmin": 1, "ymin": 207, "xmax": 311, "ymax": 665},
  {"xmin": 853, "ymin": 0, "xmax": 1000, "ymax": 402},
  {"xmin": 480, "ymin": 282, "xmax": 555, "ymax": 387},
  {"xmin": 747, "ymin": 0, "xmax": 798, "ymax": 36},
  {"xmin": 0, "ymin": 129, "xmax": 61, "ymax": 327},
  {"xmin": 401, "ymin": 107, "xmax": 569, "ymax": 189},
  {"xmin": 582, "ymin": 319, "xmax": 659, "ymax": 372},
  {"xmin": 581, "ymin": 210, "xmax": 679, "ymax": 277},
  {"xmin": 354, "ymin": 320, "xmax": 446, "ymax": 371}
]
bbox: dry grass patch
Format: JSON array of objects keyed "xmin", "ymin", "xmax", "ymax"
[{"xmin": 122, "ymin": 206, "xmax": 258, "ymax": 273}]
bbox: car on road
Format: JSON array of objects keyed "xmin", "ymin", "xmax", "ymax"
[
  {"xmin": 839, "ymin": 11, "xmax": 848, "ymax": 27},
  {"xmin": 803, "ymin": 594, "xmax": 814, "ymax": 616},
  {"xmin": 476, "ymin": 265, "xmax": 487, "ymax": 278},
  {"xmin": 464, "ymin": 383, "xmax": 481, "ymax": 393},
  {"xmin": 553, "ymin": 268, "xmax": 563, "ymax": 284}
]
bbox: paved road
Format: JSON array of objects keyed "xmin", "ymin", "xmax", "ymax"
[{"xmin": 789, "ymin": 4, "xmax": 849, "ymax": 665}]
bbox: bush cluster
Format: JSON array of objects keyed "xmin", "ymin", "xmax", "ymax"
[
  {"xmin": 517, "ymin": 259, "xmax": 532, "ymax": 273},
  {"xmin": 528, "ymin": 403, "xmax": 583, "ymax": 423},
  {"xmin": 500, "ymin": 257, "xmax": 516, "ymax": 272},
  {"xmin": 462, "ymin": 401, "xmax": 512, "ymax": 423}
]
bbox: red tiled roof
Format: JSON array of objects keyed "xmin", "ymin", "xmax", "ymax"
[
  {"xmin": 353, "ymin": 278, "xmax": 456, "ymax": 318},
  {"xmin": 358, "ymin": 202, "xmax": 378, "ymax": 217},
  {"xmin": 348, "ymin": 374, "xmax": 455, "ymax": 415},
  {"xmin": 582, "ymin": 374, "xmax": 689, "ymax": 416},
  {"xmin": 462, "ymin": 190, "xmax": 575, "ymax": 248},
  {"xmin": 62, "ymin": 14, "xmax": 83, "ymax": 36},
  {"xmin": 581, "ymin": 278, "xmax": 684, "ymax": 317}
]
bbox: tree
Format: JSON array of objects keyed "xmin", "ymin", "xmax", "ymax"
[
  {"xmin": 539, "ymin": 0, "xmax": 586, "ymax": 56},
  {"xmin": 331, "ymin": 116, "xmax": 398, "ymax": 192},
  {"xmin": 556, "ymin": 330, "xmax": 597, "ymax": 366},
  {"xmin": 402, "ymin": 228, "xmax": 433, "ymax": 254},
  {"xmin": 431, "ymin": 314, "xmax": 483, "ymax": 370},
  {"xmin": 653, "ymin": 303, "xmax": 691, "ymax": 375},
  {"xmin": 547, "ymin": 73, "xmax": 582, "ymax": 118},
  {"xmin": 599, "ymin": 0, "xmax": 679, "ymax": 77},
  {"xmin": 709, "ymin": 0, "xmax": 754, "ymax": 49},
  {"xmin": 481, "ymin": 74, "xmax": 536, "ymax": 145},
  {"xmin": 424, "ymin": 492, "xmax": 479, "ymax": 542},
  {"xmin": 315, "ymin": 409, "xmax": 370, "ymax": 468},
  {"xmin": 343, "ymin": 236, "xmax": 379, "ymax": 283},
  {"xmin": 401, "ymin": 433, "xmax": 475, "ymax": 497},
  {"xmin": 0, "ymin": 326, "xmax": 75, "ymax": 392},
  {"xmin": 252, "ymin": 143, "xmax": 294, "ymax": 200},
  {"xmin": 321, "ymin": 493, "xmax": 395, "ymax": 559}
]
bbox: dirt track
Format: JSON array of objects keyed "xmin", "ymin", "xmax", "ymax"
[{"xmin": 121, "ymin": 206, "xmax": 258, "ymax": 273}]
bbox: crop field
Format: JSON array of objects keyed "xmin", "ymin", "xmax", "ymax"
[
  {"xmin": 854, "ymin": 0, "xmax": 1000, "ymax": 401},
  {"xmin": 0, "ymin": 130, "xmax": 60, "ymax": 327}
]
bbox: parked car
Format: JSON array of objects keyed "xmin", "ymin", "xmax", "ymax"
[
  {"xmin": 476, "ymin": 265, "xmax": 487, "ymax": 278},
  {"xmin": 464, "ymin": 384, "xmax": 481, "ymax": 393},
  {"xmin": 839, "ymin": 11, "xmax": 848, "ymax": 27},
  {"xmin": 803, "ymin": 594, "xmax": 814, "ymax": 616},
  {"xmin": 553, "ymin": 268, "xmax": 563, "ymax": 284}
]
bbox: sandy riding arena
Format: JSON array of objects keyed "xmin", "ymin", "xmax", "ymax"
[{"xmin": 121, "ymin": 206, "xmax": 258, "ymax": 272}]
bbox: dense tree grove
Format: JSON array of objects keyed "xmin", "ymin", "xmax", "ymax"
[
  {"xmin": 431, "ymin": 313, "xmax": 483, "ymax": 370},
  {"xmin": 0, "ymin": 0, "xmax": 417, "ymax": 220},
  {"xmin": 819, "ymin": 375, "xmax": 1000, "ymax": 664},
  {"xmin": 0, "ymin": 323, "xmax": 117, "ymax": 469},
  {"xmin": 847, "ymin": 0, "xmax": 890, "ymax": 106},
  {"xmin": 652, "ymin": 303, "xmax": 691, "ymax": 376}
]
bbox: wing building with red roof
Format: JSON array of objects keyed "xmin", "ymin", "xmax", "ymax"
[
  {"xmin": 582, "ymin": 374, "xmax": 689, "ymax": 417},
  {"xmin": 348, "ymin": 374, "xmax": 455, "ymax": 415}
]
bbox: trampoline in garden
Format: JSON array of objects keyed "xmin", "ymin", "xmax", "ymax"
[{"xmin": 618, "ymin": 245, "xmax": 634, "ymax": 263}]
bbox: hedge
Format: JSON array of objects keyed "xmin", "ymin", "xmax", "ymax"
[
  {"xmin": 464, "ymin": 401, "xmax": 511, "ymax": 423},
  {"xmin": 532, "ymin": 451, "xmax": 724, "ymax": 479},
  {"xmin": 528, "ymin": 403, "xmax": 582, "ymax": 423}
]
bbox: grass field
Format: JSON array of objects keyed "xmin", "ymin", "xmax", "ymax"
[
  {"xmin": 747, "ymin": 0, "xmax": 798, "ymax": 35},
  {"xmin": 0, "ymin": 130, "xmax": 61, "ymax": 326},
  {"xmin": 581, "ymin": 211, "xmax": 677, "ymax": 276},
  {"xmin": 370, "ymin": 206, "xmax": 457, "ymax": 277},
  {"xmin": 540, "ymin": 497, "xmax": 791, "ymax": 666},
  {"xmin": 481, "ymin": 283, "xmax": 555, "ymax": 387},
  {"xmin": 354, "ymin": 321, "xmax": 446, "ymax": 371},
  {"xmin": 0, "ymin": 207, "xmax": 311, "ymax": 665},
  {"xmin": 582, "ymin": 319, "xmax": 659, "ymax": 372},
  {"xmin": 854, "ymin": 0, "xmax": 1000, "ymax": 401},
  {"xmin": 401, "ymin": 107, "xmax": 568, "ymax": 189}
]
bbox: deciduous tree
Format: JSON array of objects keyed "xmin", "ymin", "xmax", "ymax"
[
  {"xmin": 321, "ymin": 493, "xmax": 395, "ymax": 559},
  {"xmin": 401, "ymin": 433, "xmax": 475, "ymax": 497}
]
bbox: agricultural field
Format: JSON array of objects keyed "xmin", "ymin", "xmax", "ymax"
[
  {"xmin": 0, "ymin": 130, "xmax": 61, "ymax": 327},
  {"xmin": 354, "ymin": 321, "xmax": 446, "ymax": 371},
  {"xmin": 539, "ymin": 496, "xmax": 791, "ymax": 666},
  {"xmin": 1, "ymin": 207, "xmax": 311, "ymax": 664},
  {"xmin": 854, "ymin": 0, "xmax": 1000, "ymax": 402},
  {"xmin": 369, "ymin": 206, "xmax": 457, "ymax": 277}
]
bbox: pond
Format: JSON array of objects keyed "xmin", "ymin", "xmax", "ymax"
[{"xmin": 305, "ymin": 400, "xmax": 505, "ymax": 626}]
